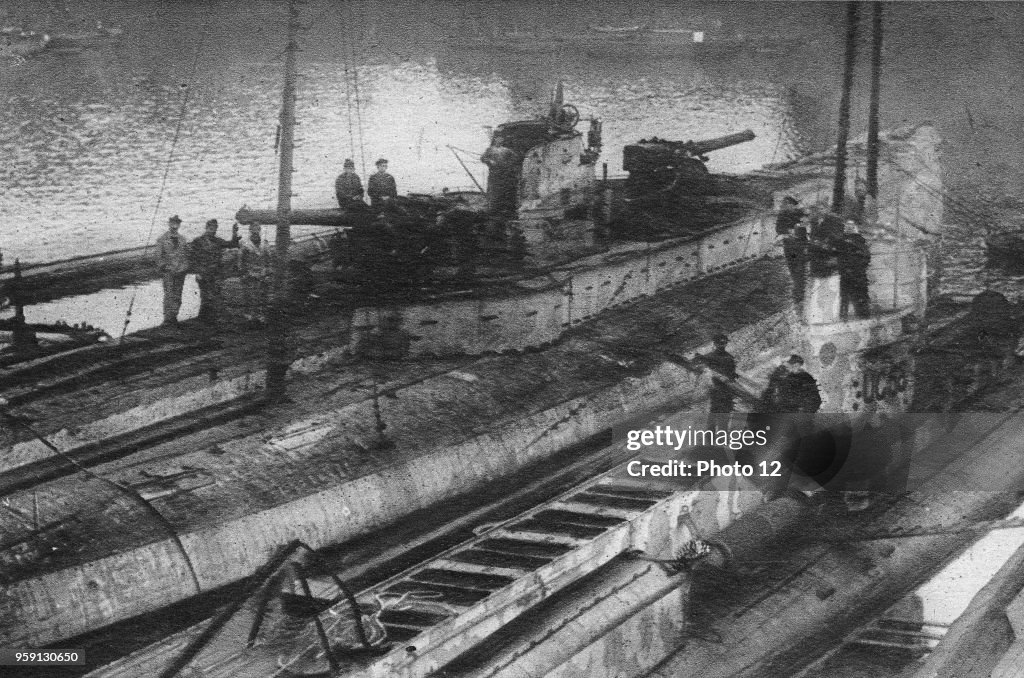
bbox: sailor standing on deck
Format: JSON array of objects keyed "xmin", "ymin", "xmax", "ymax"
[
  {"xmin": 367, "ymin": 158, "xmax": 398, "ymax": 208},
  {"xmin": 837, "ymin": 220, "xmax": 872, "ymax": 320},
  {"xmin": 335, "ymin": 158, "xmax": 364, "ymax": 207},
  {"xmin": 155, "ymin": 215, "xmax": 189, "ymax": 325},
  {"xmin": 774, "ymin": 355, "xmax": 822, "ymax": 413},
  {"xmin": 190, "ymin": 219, "xmax": 240, "ymax": 323},
  {"xmin": 697, "ymin": 333, "xmax": 738, "ymax": 431},
  {"xmin": 808, "ymin": 208, "xmax": 844, "ymax": 279},
  {"xmin": 775, "ymin": 196, "xmax": 805, "ymax": 236},
  {"xmin": 776, "ymin": 197, "xmax": 809, "ymax": 307},
  {"xmin": 239, "ymin": 223, "xmax": 271, "ymax": 324}
]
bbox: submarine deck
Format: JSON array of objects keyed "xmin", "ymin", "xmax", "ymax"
[
  {"xmin": 0, "ymin": 195, "xmax": 790, "ymax": 485},
  {"xmin": 0, "ymin": 257, "xmax": 794, "ymax": 585}
]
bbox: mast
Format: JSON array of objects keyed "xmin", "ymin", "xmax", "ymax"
[
  {"xmin": 831, "ymin": 1, "xmax": 859, "ymax": 212},
  {"xmin": 865, "ymin": 2, "xmax": 884, "ymax": 201},
  {"xmin": 267, "ymin": 0, "xmax": 299, "ymax": 401}
]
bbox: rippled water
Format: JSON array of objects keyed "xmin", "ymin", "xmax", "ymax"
[{"xmin": 1, "ymin": 1, "xmax": 1022, "ymax": 295}]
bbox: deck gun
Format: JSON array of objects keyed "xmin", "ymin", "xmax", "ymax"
[{"xmin": 623, "ymin": 129, "xmax": 755, "ymax": 192}]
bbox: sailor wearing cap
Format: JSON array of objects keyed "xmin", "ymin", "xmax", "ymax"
[
  {"xmin": 700, "ymin": 333, "xmax": 738, "ymax": 413},
  {"xmin": 367, "ymin": 158, "xmax": 398, "ymax": 208},
  {"xmin": 775, "ymin": 196, "xmax": 805, "ymax": 236},
  {"xmin": 190, "ymin": 218, "xmax": 240, "ymax": 324},
  {"xmin": 155, "ymin": 215, "xmax": 189, "ymax": 325},
  {"xmin": 239, "ymin": 222, "xmax": 271, "ymax": 325},
  {"xmin": 775, "ymin": 197, "xmax": 810, "ymax": 307},
  {"xmin": 777, "ymin": 355, "xmax": 822, "ymax": 413},
  {"xmin": 838, "ymin": 219, "xmax": 872, "ymax": 320},
  {"xmin": 698, "ymin": 332, "xmax": 739, "ymax": 431},
  {"xmin": 335, "ymin": 158, "xmax": 364, "ymax": 207},
  {"xmin": 760, "ymin": 354, "xmax": 822, "ymax": 414}
]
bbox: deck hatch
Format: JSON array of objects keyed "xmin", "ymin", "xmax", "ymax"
[{"xmin": 254, "ymin": 451, "xmax": 694, "ymax": 678}]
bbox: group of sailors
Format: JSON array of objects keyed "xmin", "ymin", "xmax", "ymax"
[
  {"xmin": 699, "ymin": 334, "xmax": 822, "ymax": 422},
  {"xmin": 155, "ymin": 216, "xmax": 268, "ymax": 326},
  {"xmin": 692, "ymin": 188, "xmax": 879, "ymax": 424},
  {"xmin": 154, "ymin": 157, "xmax": 400, "ymax": 327},
  {"xmin": 776, "ymin": 182, "xmax": 874, "ymax": 321},
  {"xmin": 335, "ymin": 158, "xmax": 398, "ymax": 209}
]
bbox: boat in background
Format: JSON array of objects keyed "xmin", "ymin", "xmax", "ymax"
[
  {"xmin": 443, "ymin": 21, "xmax": 791, "ymax": 58},
  {"xmin": 45, "ymin": 21, "xmax": 123, "ymax": 51},
  {"xmin": 0, "ymin": 31, "xmax": 49, "ymax": 59},
  {"xmin": 0, "ymin": 19, "xmax": 120, "ymax": 60}
]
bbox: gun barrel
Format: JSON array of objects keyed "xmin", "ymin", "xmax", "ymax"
[
  {"xmin": 622, "ymin": 129, "xmax": 756, "ymax": 174},
  {"xmin": 686, "ymin": 129, "xmax": 756, "ymax": 155}
]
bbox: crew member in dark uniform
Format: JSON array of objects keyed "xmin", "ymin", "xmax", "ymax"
[
  {"xmin": 367, "ymin": 158, "xmax": 398, "ymax": 208},
  {"xmin": 775, "ymin": 196, "xmax": 805, "ymax": 236},
  {"xmin": 751, "ymin": 355, "xmax": 819, "ymax": 487},
  {"xmin": 699, "ymin": 333, "xmax": 738, "ymax": 431},
  {"xmin": 335, "ymin": 158, "xmax": 364, "ymax": 207},
  {"xmin": 758, "ymin": 358, "xmax": 790, "ymax": 414},
  {"xmin": 190, "ymin": 219, "xmax": 240, "ymax": 323},
  {"xmin": 481, "ymin": 140, "xmax": 522, "ymax": 217},
  {"xmin": 808, "ymin": 210, "xmax": 844, "ymax": 279},
  {"xmin": 837, "ymin": 220, "xmax": 872, "ymax": 320},
  {"xmin": 777, "ymin": 197, "xmax": 809, "ymax": 304},
  {"xmin": 775, "ymin": 355, "xmax": 822, "ymax": 413}
]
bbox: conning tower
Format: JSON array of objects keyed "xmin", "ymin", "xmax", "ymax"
[{"xmin": 481, "ymin": 84, "xmax": 602, "ymax": 220}]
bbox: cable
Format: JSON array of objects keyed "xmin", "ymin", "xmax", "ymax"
[
  {"xmin": 341, "ymin": 0, "xmax": 368, "ymax": 177},
  {"xmin": 142, "ymin": 24, "xmax": 210, "ymax": 247},
  {"xmin": 340, "ymin": 25, "xmax": 358, "ymax": 168},
  {"xmin": 120, "ymin": 12, "xmax": 213, "ymax": 337},
  {"xmin": 346, "ymin": 0, "xmax": 368, "ymax": 177}
]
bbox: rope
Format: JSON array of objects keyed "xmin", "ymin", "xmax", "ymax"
[
  {"xmin": 448, "ymin": 144, "xmax": 485, "ymax": 159},
  {"xmin": 142, "ymin": 26, "xmax": 209, "ymax": 246},
  {"xmin": 120, "ymin": 14, "xmax": 212, "ymax": 338},
  {"xmin": 340, "ymin": 30, "xmax": 358, "ymax": 168},
  {"xmin": 343, "ymin": 0, "xmax": 368, "ymax": 176}
]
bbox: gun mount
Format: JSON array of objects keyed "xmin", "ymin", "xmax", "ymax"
[
  {"xmin": 623, "ymin": 129, "xmax": 756, "ymax": 172},
  {"xmin": 606, "ymin": 129, "xmax": 758, "ymax": 240},
  {"xmin": 622, "ymin": 129, "xmax": 756, "ymax": 193}
]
